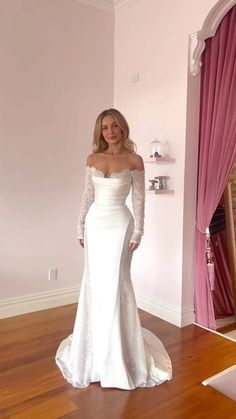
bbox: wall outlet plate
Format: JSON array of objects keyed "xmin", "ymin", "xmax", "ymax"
[{"xmin": 48, "ymin": 267, "xmax": 57, "ymax": 281}]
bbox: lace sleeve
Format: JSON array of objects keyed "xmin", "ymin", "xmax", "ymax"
[
  {"xmin": 130, "ymin": 170, "xmax": 145, "ymax": 244},
  {"xmin": 77, "ymin": 167, "xmax": 95, "ymax": 240}
]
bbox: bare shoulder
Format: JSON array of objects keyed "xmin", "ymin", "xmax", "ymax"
[
  {"xmin": 86, "ymin": 153, "xmax": 97, "ymax": 167},
  {"xmin": 129, "ymin": 153, "xmax": 144, "ymax": 171}
]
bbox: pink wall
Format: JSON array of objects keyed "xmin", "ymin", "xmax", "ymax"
[
  {"xmin": 0, "ymin": 0, "xmax": 114, "ymax": 299},
  {"xmin": 114, "ymin": 0, "xmax": 217, "ymax": 325}
]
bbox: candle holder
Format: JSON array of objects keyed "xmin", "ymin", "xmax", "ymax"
[
  {"xmin": 150, "ymin": 139, "xmax": 166, "ymax": 160},
  {"xmin": 154, "ymin": 176, "xmax": 169, "ymax": 190},
  {"xmin": 148, "ymin": 179, "xmax": 157, "ymax": 190}
]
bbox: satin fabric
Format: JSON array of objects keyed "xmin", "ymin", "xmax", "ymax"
[{"xmin": 55, "ymin": 172, "xmax": 172, "ymax": 390}]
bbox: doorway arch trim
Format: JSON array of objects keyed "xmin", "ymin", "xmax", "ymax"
[{"xmin": 189, "ymin": 0, "xmax": 236, "ymax": 75}]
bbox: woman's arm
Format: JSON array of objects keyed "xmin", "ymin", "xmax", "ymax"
[
  {"xmin": 129, "ymin": 154, "xmax": 145, "ymax": 252},
  {"xmin": 77, "ymin": 155, "xmax": 95, "ymax": 248}
]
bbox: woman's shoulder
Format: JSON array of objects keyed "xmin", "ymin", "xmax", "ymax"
[
  {"xmin": 128, "ymin": 153, "xmax": 144, "ymax": 171},
  {"xmin": 86, "ymin": 153, "xmax": 99, "ymax": 167}
]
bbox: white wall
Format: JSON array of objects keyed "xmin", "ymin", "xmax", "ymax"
[
  {"xmin": 0, "ymin": 0, "xmax": 114, "ymax": 314},
  {"xmin": 114, "ymin": 0, "xmax": 217, "ymax": 325}
]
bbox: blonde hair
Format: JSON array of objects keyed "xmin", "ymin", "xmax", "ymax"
[{"xmin": 92, "ymin": 108, "xmax": 136, "ymax": 153}]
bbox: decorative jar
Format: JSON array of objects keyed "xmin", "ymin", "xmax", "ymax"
[{"xmin": 149, "ymin": 139, "xmax": 165, "ymax": 159}]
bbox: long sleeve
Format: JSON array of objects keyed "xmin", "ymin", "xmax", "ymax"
[
  {"xmin": 77, "ymin": 167, "xmax": 95, "ymax": 240},
  {"xmin": 130, "ymin": 170, "xmax": 145, "ymax": 244}
]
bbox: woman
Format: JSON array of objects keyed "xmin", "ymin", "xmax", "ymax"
[{"xmin": 55, "ymin": 109, "xmax": 172, "ymax": 390}]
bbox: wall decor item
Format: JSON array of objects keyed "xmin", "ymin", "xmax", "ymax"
[
  {"xmin": 145, "ymin": 154, "xmax": 175, "ymax": 194},
  {"xmin": 148, "ymin": 176, "xmax": 172, "ymax": 193},
  {"xmin": 148, "ymin": 179, "xmax": 156, "ymax": 190},
  {"xmin": 149, "ymin": 139, "xmax": 165, "ymax": 159},
  {"xmin": 154, "ymin": 176, "xmax": 169, "ymax": 190}
]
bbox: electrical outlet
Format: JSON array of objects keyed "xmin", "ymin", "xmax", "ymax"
[{"xmin": 48, "ymin": 267, "xmax": 57, "ymax": 281}]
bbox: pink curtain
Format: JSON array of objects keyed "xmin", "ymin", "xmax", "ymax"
[
  {"xmin": 195, "ymin": 6, "xmax": 236, "ymax": 329},
  {"xmin": 211, "ymin": 229, "xmax": 234, "ymax": 317}
]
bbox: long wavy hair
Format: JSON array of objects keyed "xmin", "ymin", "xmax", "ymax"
[{"xmin": 92, "ymin": 108, "xmax": 136, "ymax": 153}]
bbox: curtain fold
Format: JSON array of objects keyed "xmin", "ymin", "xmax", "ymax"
[
  {"xmin": 195, "ymin": 6, "xmax": 236, "ymax": 329},
  {"xmin": 211, "ymin": 229, "xmax": 234, "ymax": 318}
]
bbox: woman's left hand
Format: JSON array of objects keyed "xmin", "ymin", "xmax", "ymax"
[{"xmin": 129, "ymin": 242, "xmax": 139, "ymax": 252}]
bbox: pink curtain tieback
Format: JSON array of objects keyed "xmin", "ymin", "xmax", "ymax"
[
  {"xmin": 205, "ymin": 227, "xmax": 215, "ymax": 291},
  {"xmin": 196, "ymin": 223, "xmax": 206, "ymax": 234}
]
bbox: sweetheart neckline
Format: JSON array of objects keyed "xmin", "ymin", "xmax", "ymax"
[{"xmin": 87, "ymin": 166, "xmax": 144, "ymax": 179}]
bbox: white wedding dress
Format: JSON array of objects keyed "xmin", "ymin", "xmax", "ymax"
[{"xmin": 55, "ymin": 167, "xmax": 172, "ymax": 390}]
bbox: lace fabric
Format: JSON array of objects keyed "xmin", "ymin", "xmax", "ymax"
[
  {"xmin": 77, "ymin": 167, "xmax": 95, "ymax": 240},
  {"xmin": 90, "ymin": 166, "xmax": 135, "ymax": 179},
  {"xmin": 130, "ymin": 170, "xmax": 145, "ymax": 244}
]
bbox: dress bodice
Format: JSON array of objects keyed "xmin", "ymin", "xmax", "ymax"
[
  {"xmin": 91, "ymin": 167, "xmax": 132, "ymax": 206},
  {"xmin": 77, "ymin": 166, "xmax": 145, "ymax": 244}
]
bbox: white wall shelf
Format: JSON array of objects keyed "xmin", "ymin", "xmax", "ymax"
[
  {"xmin": 144, "ymin": 157, "xmax": 175, "ymax": 163},
  {"xmin": 146, "ymin": 189, "xmax": 175, "ymax": 195}
]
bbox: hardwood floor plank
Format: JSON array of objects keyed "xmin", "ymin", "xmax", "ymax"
[
  {"xmin": 1, "ymin": 305, "xmax": 236, "ymax": 418},
  {"xmin": 1, "ymin": 390, "xmax": 78, "ymax": 419}
]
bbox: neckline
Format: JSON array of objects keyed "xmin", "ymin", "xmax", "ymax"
[{"xmin": 87, "ymin": 166, "xmax": 143, "ymax": 179}]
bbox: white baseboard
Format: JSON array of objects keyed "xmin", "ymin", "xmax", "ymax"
[
  {"xmin": 181, "ymin": 305, "xmax": 195, "ymax": 327},
  {"xmin": 0, "ymin": 285, "xmax": 194, "ymax": 327},
  {"xmin": 0, "ymin": 286, "xmax": 80, "ymax": 319},
  {"xmin": 135, "ymin": 287, "xmax": 194, "ymax": 327}
]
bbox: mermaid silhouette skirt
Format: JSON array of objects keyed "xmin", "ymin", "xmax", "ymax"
[{"xmin": 55, "ymin": 175, "xmax": 172, "ymax": 390}]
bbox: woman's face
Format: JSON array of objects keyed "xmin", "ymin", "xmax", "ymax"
[{"xmin": 101, "ymin": 115, "xmax": 123, "ymax": 146}]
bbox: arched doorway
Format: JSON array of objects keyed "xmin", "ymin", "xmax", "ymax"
[{"xmin": 183, "ymin": 0, "xmax": 236, "ymax": 330}]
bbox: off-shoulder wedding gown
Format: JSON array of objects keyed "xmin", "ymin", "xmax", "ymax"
[{"xmin": 55, "ymin": 167, "xmax": 172, "ymax": 390}]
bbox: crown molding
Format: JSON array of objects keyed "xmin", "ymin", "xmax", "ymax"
[
  {"xmin": 113, "ymin": 0, "xmax": 137, "ymax": 12},
  {"xmin": 75, "ymin": 0, "xmax": 138, "ymax": 13},
  {"xmin": 189, "ymin": 0, "xmax": 236, "ymax": 75},
  {"xmin": 75, "ymin": 0, "xmax": 114, "ymax": 13}
]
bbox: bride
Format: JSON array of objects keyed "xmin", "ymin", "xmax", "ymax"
[{"xmin": 55, "ymin": 108, "xmax": 172, "ymax": 390}]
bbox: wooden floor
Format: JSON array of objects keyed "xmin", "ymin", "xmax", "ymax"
[{"xmin": 1, "ymin": 305, "xmax": 236, "ymax": 419}]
